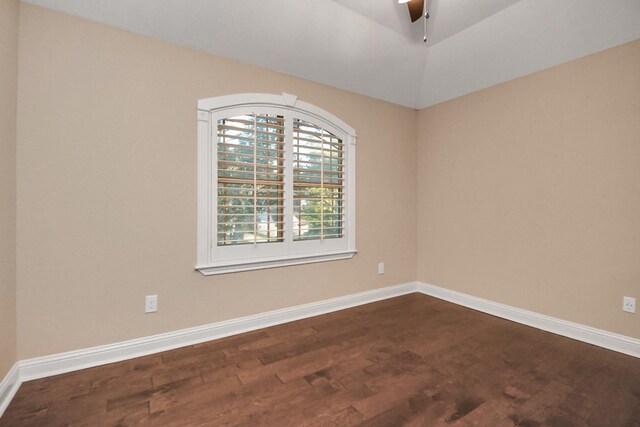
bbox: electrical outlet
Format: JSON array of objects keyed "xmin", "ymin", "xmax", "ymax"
[
  {"xmin": 623, "ymin": 296, "xmax": 636, "ymax": 314},
  {"xmin": 378, "ymin": 262, "xmax": 385, "ymax": 275},
  {"xmin": 145, "ymin": 295, "xmax": 158, "ymax": 313}
]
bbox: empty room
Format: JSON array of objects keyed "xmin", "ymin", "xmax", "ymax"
[{"xmin": 1, "ymin": 0, "xmax": 639, "ymax": 425}]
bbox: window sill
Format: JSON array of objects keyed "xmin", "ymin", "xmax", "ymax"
[{"xmin": 195, "ymin": 250, "xmax": 357, "ymax": 276}]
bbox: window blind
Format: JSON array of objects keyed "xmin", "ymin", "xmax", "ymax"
[
  {"xmin": 217, "ymin": 114, "xmax": 285, "ymax": 245},
  {"xmin": 292, "ymin": 118, "xmax": 344, "ymax": 241}
]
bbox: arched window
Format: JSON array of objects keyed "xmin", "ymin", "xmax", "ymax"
[{"xmin": 196, "ymin": 93, "xmax": 356, "ymax": 275}]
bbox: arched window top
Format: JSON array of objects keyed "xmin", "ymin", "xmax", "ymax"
[{"xmin": 198, "ymin": 93, "xmax": 356, "ymax": 141}]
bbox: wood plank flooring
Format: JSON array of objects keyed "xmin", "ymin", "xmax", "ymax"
[{"xmin": 1, "ymin": 293, "xmax": 639, "ymax": 426}]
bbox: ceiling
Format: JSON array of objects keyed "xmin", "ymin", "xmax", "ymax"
[
  {"xmin": 331, "ymin": 0, "xmax": 522, "ymax": 45},
  {"xmin": 22, "ymin": 0, "xmax": 640, "ymax": 109}
]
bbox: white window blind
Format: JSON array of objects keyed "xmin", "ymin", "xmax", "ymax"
[
  {"xmin": 216, "ymin": 114, "xmax": 285, "ymax": 246},
  {"xmin": 197, "ymin": 93, "xmax": 356, "ymax": 275},
  {"xmin": 293, "ymin": 118, "xmax": 344, "ymax": 241}
]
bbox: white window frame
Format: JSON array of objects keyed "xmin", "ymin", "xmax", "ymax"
[{"xmin": 196, "ymin": 93, "xmax": 357, "ymax": 275}]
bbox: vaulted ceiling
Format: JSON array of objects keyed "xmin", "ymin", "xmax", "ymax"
[{"xmin": 22, "ymin": 0, "xmax": 640, "ymax": 109}]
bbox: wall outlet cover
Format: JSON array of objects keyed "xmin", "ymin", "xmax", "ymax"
[
  {"xmin": 623, "ymin": 296, "xmax": 636, "ymax": 314},
  {"xmin": 145, "ymin": 295, "xmax": 158, "ymax": 313}
]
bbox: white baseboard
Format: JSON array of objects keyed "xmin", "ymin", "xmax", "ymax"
[
  {"xmin": 2, "ymin": 280, "xmax": 638, "ymax": 417},
  {"xmin": 17, "ymin": 282, "xmax": 419, "ymax": 384},
  {"xmin": 0, "ymin": 363, "xmax": 20, "ymax": 417},
  {"xmin": 0, "ymin": 281, "xmax": 418, "ymax": 417},
  {"xmin": 417, "ymin": 282, "xmax": 640, "ymax": 358}
]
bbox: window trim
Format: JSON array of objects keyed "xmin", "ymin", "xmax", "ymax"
[{"xmin": 196, "ymin": 93, "xmax": 357, "ymax": 275}]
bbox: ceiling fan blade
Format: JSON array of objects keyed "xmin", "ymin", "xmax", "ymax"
[{"xmin": 407, "ymin": 0, "xmax": 424, "ymax": 23}]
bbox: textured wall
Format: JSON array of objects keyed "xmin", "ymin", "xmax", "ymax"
[
  {"xmin": 417, "ymin": 40, "xmax": 640, "ymax": 338},
  {"xmin": 16, "ymin": 4, "xmax": 417, "ymax": 359},
  {"xmin": 0, "ymin": 0, "xmax": 19, "ymax": 377},
  {"xmin": 13, "ymin": 2, "xmax": 639, "ymax": 364}
]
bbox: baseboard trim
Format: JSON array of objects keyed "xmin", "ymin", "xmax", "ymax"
[
  {"xmin": 417, "ymin": 282, "xmax": 640, "ymax": 358},
  {"xmin": 0, "ymin": 364, "xmax": 20, "ymax": 417},
  {"xmin": 2, "ymin": 279, "xmax": 638, "ymax": 417},
  {"xmin": 1, "ymin": 281, "xmax": 418, "ymax": 416},
  {"xmin": 17, "ymin": 282, "xmax": 419, "ymax": 384}
]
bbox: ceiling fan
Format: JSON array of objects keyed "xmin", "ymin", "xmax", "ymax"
[{"xmin": 398, "ymin": 0, "xmax": 430, "ymax": 42}]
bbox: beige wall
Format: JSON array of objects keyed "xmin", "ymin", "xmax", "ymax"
[
  {"xmin": 16, "ymin": 4, "xmax": 417, "ymax": 359},
  {"xmin": 10, "ymin": 3, "xmax": 638, "ymax": 363},
  {"xmin": 417, "ymin": 40, "xmax": 640, "ymax": 338},
  {"xmin": 0, "ymin": 0, "xmax": 19, "ymax": 377}
]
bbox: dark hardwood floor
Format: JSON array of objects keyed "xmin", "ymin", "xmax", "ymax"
[{"xmin": 1, "ymin": 293, "xmax": 639, "ymax": 426}]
